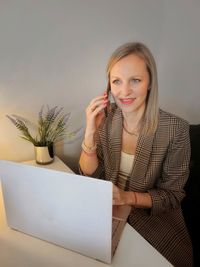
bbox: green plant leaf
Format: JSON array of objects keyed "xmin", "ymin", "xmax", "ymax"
[{"xmin": 6, "ymin": 106, "xmax": 81, "ymax": 147}]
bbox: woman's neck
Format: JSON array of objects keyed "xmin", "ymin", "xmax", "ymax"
[{"xmin": 122, "ymin": 107, "xmax": 145, "ymax": 130}]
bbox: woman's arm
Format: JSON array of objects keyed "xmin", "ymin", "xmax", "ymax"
[
  {"xmin": 148, "ymin": 120, "xmax": 191, "ymax": 215},
  {"xmin": 79, "ymin": 133, "xmax": 99, "ymax": 175},
  {"xmin": 113, "ymin": 184, "xmax": 152, "ymax": 208},
  {"xmin": 79, "ymin": 93, "xmax": 108, "ymax": 175}
]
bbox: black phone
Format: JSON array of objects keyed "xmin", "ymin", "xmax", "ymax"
[{"xmin": 104, "ymin": 82, "xmax": 111, "ymax": 117}]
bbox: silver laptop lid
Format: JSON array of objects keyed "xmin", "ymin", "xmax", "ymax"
[{"xmin": 0, "ymin": 160, "xmax": 113, "ymax": 263}]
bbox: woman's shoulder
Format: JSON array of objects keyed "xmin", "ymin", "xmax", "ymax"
[
  {"xmin": 156, "ymin": 109, "xmax": 190, "ymax": 143},
  {"xmin": 159, "ymin": 108, "xmax": 189, "ymax": 129}
]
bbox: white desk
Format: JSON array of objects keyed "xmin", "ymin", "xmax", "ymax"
[{"xmin": 0, "ymin": 157, "xmax": 172, "ymax": 267}]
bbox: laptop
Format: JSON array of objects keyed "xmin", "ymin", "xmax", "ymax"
[{"xmin": 0, "ymin": 160, "xmax": 131, "ymax": 264}]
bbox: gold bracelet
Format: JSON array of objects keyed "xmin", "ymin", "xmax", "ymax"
[
  {"xmin": 81, "ymin": 140, "xmax": 97, "ymax": 153},
  {"xmin": 82, "ymin": 149, "xmax": 97, "ymax": 157},
  {"xmin": 133, "ymin": 192, "xmax": 137, "ymax": 206}
]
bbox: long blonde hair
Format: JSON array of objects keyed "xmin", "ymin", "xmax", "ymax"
[{"xmin": 106, "ymin": 42, "xmax": 159, "ymax": 134}]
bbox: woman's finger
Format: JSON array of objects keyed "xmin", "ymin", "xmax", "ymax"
[{"xmin": 88, "ymin": 99, "xmax": 108, "ymax": 114}]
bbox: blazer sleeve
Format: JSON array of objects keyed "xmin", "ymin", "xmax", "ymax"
[{"xmin": 148, "ymin": 120, "xmax": 191, "ymax": 215}]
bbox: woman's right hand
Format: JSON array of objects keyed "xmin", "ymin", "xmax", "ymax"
[
  {"xmin": 85, "ymin": 92, "xmax": 108, "ymax": 137},
  {"xmin": 80, "ymin": 93, "xmax": 108, "ymax": 175}
]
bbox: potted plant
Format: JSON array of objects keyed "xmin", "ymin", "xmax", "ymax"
[{"xmin": 7, "ymin": 105, "xmax": 79, "ymax": 164}]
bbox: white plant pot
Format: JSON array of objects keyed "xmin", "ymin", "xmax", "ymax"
[{"xmin": 34, "ymin": 144, "xmax": 54, "ymax": 165}]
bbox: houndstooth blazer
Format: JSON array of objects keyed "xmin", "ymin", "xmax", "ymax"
[{"xmin": 86, "ymin": 104, "xmax": 193, "ymax": 267}]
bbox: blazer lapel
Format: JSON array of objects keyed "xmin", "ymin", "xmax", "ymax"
[
  {"xmin": 127, "ymin": 127, "xmax": 155, "ymax": 191},
  {"xmin": 108, "ymin": 106, "xmax": 156, "ymax": 190},
  {"xmin": 109, "ymin": 108, "xmax": 123, "ymax": 184}
]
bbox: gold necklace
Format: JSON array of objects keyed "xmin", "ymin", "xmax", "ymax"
[{"xmin": 123, "ymin": 123, "xmax": 138, "ymax": 137}]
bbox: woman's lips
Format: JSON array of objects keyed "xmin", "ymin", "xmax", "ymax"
[{"xmin": 120, "ymin": 98, "xmax": 135, "ymax": 105}]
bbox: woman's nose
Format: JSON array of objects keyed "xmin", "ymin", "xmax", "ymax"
[{"xmin": 122, "ymin": 83, "xmax": 132, "ymax": 96}]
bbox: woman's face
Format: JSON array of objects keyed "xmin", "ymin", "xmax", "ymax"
[{"xmin": 110, "ymin": 54, "xmax": 150, "ymax": 115}]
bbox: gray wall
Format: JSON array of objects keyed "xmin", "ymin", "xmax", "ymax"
[{"xmin": 0, "ymin": 0, "xmax": 199, "ymax": 172}]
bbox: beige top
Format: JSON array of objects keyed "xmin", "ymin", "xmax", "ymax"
[{"xmin": 118, "ymin": 151, "xmax": 134, "ymax": 190}]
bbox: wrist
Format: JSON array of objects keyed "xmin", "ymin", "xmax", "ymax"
[
  {"xmin": 81, "ymin": 139, "xmax": 97, "ymax": 157},
  {"xmin": 133, "ymin": 192, "xmax": 137, "ymax": 206},
  {"xmin": 82, "ymin": 139, "xmax": 97, "ymax": 151},
  {"xmin": 84, "ymin": 133, "xmax": 96, "ymax": 148},
  {"xmin": 127, "ymin": 191, "xmax": 137, "ymax": 206}
]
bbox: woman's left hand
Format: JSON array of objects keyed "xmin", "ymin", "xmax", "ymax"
[{"xmin": 113, "ymin": 184, "xmax": 132, "ymax": 205}]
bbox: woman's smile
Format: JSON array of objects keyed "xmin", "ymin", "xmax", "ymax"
[{"xmin": 120, "ymin": 98, "xmax": 136, "ymax": 105}]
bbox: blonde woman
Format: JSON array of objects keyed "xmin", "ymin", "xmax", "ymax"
[{"xmin": 79, "ymin": 42, "xmax": 193, "ymax": 267}]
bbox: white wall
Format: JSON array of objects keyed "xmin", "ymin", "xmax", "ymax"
[{"xmin": 0, "ymin": 0, "xmax": 199, "ymax": 172}]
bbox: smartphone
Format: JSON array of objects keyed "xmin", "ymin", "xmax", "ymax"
[{"xmin": 104, "ymin": 82, "xmax": 111, "ymax": 117}]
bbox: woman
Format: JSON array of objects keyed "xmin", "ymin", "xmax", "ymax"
[{"xmin": 79, "ymin": 42, "xmax": 193, "ymax": 267}]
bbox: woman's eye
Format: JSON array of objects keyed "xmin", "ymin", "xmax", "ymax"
[
  {"xmin": 112, "ymin": 79, "xmax": 120, "ymax": 85},
  {"xmin": 132, "ymin": 79, "xmax": 140, "ymax": 83}
]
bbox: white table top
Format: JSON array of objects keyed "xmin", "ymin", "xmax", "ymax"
[{"xmin": 0, "ymin": 157, "xmax": 172, "ymax": 267}]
